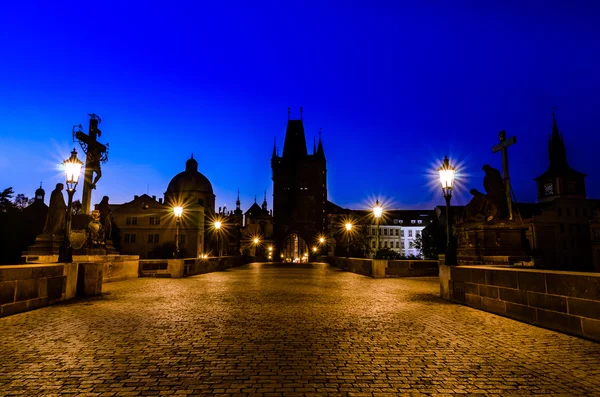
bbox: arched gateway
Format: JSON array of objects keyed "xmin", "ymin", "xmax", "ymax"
[{"xmin": 282, "ymin": 233, "xmax": 309, "ymax": 262}]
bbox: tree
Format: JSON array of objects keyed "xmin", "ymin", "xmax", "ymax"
[
  {"xmin": 13, "ymin": 194, "xmax": 33, "ymax": 211},
  {"xmin": 0, "ymin": 187, "xmax": 14, "ymax": 212},
  {"xmin": 409, "ymin": 233, "xmax": 424, "ymax": 258}
]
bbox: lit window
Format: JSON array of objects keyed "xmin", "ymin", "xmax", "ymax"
[
  {"xmin": 418, "ymin": 220, "xmax": 422, "ymax": 224},
  {"xmin": 411, "ymin": 220, "xmax": 416, "ymax": 224},
  {"xmin": 409, "ymin": 230, "xmax": 413, "ymax": 237}
]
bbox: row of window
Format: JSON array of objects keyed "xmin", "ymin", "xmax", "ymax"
[
  {"xmin": 557, "ymin": 207, "xmax": 588, "ymax": 217},
  {"xmin": 392, "ymin": 219, "xmax": 424, "ymax": 224},
  {"xmin": 126, "ymin": 216, "xmax": 161, "ymax": 225},
  {"xmin": 370, "ymin": 229, "xmax": 420, "ymax": 237},
  {"xmin": 372, "ymin": 241, "xmax": 404, "ymax": 248},
  {"xmin": 559, "ymin": 223, "xmax": 590, "ymax": 234},
  {"xmin": 124, "ymin": 233, "xmax": 185, "ymax": 244}
]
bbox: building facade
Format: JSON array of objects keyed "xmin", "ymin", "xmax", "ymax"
[{"xmin": 112, "ymin": 156, "xmax": 214, "ymax": 259}]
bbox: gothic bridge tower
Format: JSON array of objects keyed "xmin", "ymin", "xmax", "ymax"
[{"xmin": 271, "ymin": 108, "xmax": 327, "ymax": 260}]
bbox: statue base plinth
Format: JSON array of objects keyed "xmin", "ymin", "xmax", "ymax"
[
  {"xmin": 455, "ymin": 222, "xmax": 531, "ymax": 266},
  {"xmin": 21, "ymin": 234, "xmax": 63, "ymax": 263}
]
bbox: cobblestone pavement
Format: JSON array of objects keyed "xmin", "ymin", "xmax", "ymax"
[{"xmin": 1, "ymin": 263, "xmax": 600, "ymax": 397}]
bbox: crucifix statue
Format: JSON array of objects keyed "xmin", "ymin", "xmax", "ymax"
[
  {"xmin": 73, "ymin": 114, "xmax": 109, "ymax": 215},
  {"xmin": 491, "ymin": 130, "xmax": 516, "ymax": 221}
]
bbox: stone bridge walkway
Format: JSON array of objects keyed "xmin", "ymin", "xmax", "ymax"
[{"xmin": 1, "ymin": 263, "xmax": 600, "ymax": 396}]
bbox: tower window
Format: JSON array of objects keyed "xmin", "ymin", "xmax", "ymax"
[{"xmin": 544, "ymin": 183, "xmax": 554, "ymax": 195}]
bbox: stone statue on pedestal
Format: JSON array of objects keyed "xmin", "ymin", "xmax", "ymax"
[
  {"xmin": 464, "ymin": 164, "xmax": 509, "ymax": 223},
  {"xmin": 43, "ymin": 183, "xmax": 67, "ymax": 235}
]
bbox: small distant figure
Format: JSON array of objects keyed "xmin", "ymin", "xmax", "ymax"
[{"xmin": 43, "ymin": 183, "xmax": 67, "ymax": 235}]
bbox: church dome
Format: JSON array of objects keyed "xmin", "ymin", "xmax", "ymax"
[{"xmin": 166, "ymin": 156, "xmax": 213, "ymax": 194}]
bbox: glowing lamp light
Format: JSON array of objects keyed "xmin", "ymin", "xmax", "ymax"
[
  {"xmin": 63, "ymin": 149, "xmax": 83, "ymax": 190},
  {"xmin": 253, "ymin": 237, "xmax": 259, "ymax": 244},
  {"xmin": 312, "ymin": 247, "xmax": 317, "ymax": 252},
  {"xmin": 373, "ymin": 200, "xmax": 383, "ymax": 219},
  {"xmin": 173, "ymin": 206, "xmax": 183, "ymax": 218},
  {"xmin": 268, "ymin": 246, "xmax": 273, "ymax": 251},
  {"xmin": 438, "ymin": 155, "xmax": 456, "ymax": 198},
  {"xmin": 214, "ymin": 221, "xmax": 222, "ymax": 230},
  {"xmin": 345, "ymin": 223, "xmax": 352, "ymax": 231},
  {"xmin": 319, "ymin": 237, "xmax": 325, "ymax": 244}
]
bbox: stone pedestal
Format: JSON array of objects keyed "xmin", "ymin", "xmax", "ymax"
[
  {"xmin": 372, "ymin": 260, "xmax": 387, "ymax": 278},
  {"xmin": 455, "ymin": 223, "xmax": 530, "ymax": 265},
  {"xmin": 21, "ymin": 234, "xmax": 62, "ymax": 263},
  {"xmin": 76, "ymin": 262, "xmax": 103, "ymax": 296}
]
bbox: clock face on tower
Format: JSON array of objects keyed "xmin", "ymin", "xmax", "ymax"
[{"xmin": 544, "ymin": 183, "xmax": 554, "ymax": 195}]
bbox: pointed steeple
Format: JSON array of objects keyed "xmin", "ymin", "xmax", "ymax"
[
  {"xmin": 262, "ymin": 189, "xmax": 268, "ymax": 211},
  {"xmin": 254, "ymin": 195, "xmax": 257, "ymax": 203},
  {"xmin": 272, "ymin": 137, "xmax": 277, "ymax": 158},
  {"xmin": 236, "ymin": 188, "xmax": 240, "ymax": 210},
  {"xmin": 282, "ymin": 108, "xmax": 308, "ymax": 160},
  {"xmin": 548, "ymin": 108, "xmax": 568, "ymax": 171},
  {"xmin": 313, "ymin": 137, "xmax": 316, "ymax": 154},
  {"xmin": 316, "ymin": 127, "xmax": 325, "ymax": 161}
]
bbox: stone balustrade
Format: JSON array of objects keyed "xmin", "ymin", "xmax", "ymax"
[{"xmin": 439, "ymin": 264, "xmax": 600, "ymax": 341}]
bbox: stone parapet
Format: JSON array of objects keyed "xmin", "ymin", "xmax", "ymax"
[
  {"xmin": 322, "ymin": 257, "xmax": 439, "ymax": 278},
  {"xmin": 440, "ymin": 264, "xmax": 600, "ymax": 341},
  {"xmin": 139, "ymin": 256, "xmax": 249, "ymax": 278},
  {"xmin": 0, "ymin": 263, "xmax": 78, "ymax": 318}
]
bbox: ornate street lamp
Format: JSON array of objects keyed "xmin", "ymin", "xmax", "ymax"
[
  {"xmin": 438, "ymin": 155, "xmax": 456, "ymax": 264},
  {"xmin": 373, "ymin": 200, "xmax": 383, "ymax": 257},
  {"xmin": 173, "ymin": 206, "xmax": 183, "ymax": 258},
  {"xmin": 214, "ymin": 220, "xmax": 222, "ymax": 260},
  {"xmin": 345, "ymin": 222, "xmax": 353, "ymax": 258},
  {"xmin": 60, "ymin": 149, "xmax": 83, "ymax": 263}
]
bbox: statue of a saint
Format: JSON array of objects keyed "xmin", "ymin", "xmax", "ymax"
[
  {"xmin": 97, "ymin": 196, "xmax": 112, "ymax": 241},
  {"xmin": 465, "ymin": 164, "xmax": 509, "ymax": 222},
  {"xmin": 43, "ymin": 183, "xmax": 67, "ymax": 235}
]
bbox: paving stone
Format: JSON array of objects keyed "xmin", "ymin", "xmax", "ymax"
[{"xmin": 1, "ymin": 263, "xmax": 600, "ymax": 396}]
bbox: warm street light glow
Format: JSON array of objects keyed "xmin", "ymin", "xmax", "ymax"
[
  {"xmin": 60, "ymin": 149, "xmax": 83, "ymax": 263},
  {"xmin": 253, "ymin": 237, "xmax": 259, "ymax": 244},
  {"xmin": 438, "ymin": 155, "xmax": 456, "ymax": 198},
  {"xmin": 319, "ymin": 237, "xmax": 325, "ymax": 244},
  {"xmin": 312, "ymin": 246, "xmax": 317, "ymax": 252},
  {"xmin": 214, "ymin": 221, "xmax": 222, "ymax": 230},
  {"xmin": 174, "ymin": 206, "xmax": 183, "ymax": 218},
  {"xmin": 345, "ymin": 223, "xmax": 352, "ymax": 231},
  {"xmin": 373, "ymin": 199, "xmax": 383, "ymax": 219},
  {"xmin": 268, "ymin": 246, "xmax": 273, "ymax": 251},
  {"xmin": 63, "ymin": 148, "xmax": 83, "ymax": 190}
]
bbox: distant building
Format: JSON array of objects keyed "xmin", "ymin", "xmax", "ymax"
[
  {"xmin": 271, "ymin": 109, "xmax": 327, "ymax": 260},
  {"xmin": 111, "ymin": 156, "xmax": 214, "ymax": 258},
  {"xmin": 326, "ymin": 204, "xmax": 434, "ymax": 258}
]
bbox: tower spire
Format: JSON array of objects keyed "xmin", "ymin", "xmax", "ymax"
[
  {"xmin": 272, "ymin": 137, "xmax": 277, "ymax": 158},
  {"xmin": 316, "ymin": 127, "xmax": 325, "ymax": 160},
  {"xmin": 254, "ymin": 194, "xmax": 257, "ymax": 203},
  {"xmin": 288, "ymin": 107, "xmax": 290, "ymax": 120},
  {"xmin": 262, "ymin": 189, "xmax": 268, "ymax": 211},
  {"xmin": 300, "ymin": 106, "xmax": 303, "ymax": 120},
  {"xmin": 313, "ymin": 136, "xmax": 316, "ymax": 154},
  {"xmin": 236, "ymin": 188, "xmax": 240, "ymax": 210},
  {"xmin": 549, "ymin": 107, "xmax": 568, "ymax": 170}
]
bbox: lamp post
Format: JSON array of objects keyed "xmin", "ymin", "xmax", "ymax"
[
  {"xmin": 345, "ymin": 222, "xmax": 352, "ymax": 258},
  {"xmin": 373, "ymin": 200, "xmax": 383, "ymax": 258},
  {"xmin": 253, "ymin": 237, "xmax": 260, "ymax": 257},
  {"xmin": 60, "ymin": 149, "xmax": 83, "ymax": 263},
  {"xmin": 438, "ymin": 156, "xmax": 456, "ymax": 264},
  {"xmin": 173, "ymin": 206, "xmax": 183, "ymax": 258},
  {"xmin": 214, "ymin": 221, "xmax": 222, "ymax": 260}
]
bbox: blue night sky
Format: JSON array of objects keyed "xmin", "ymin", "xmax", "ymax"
[{"xmin": 1, "ymin": 1, "xmax": 599, "ymax": 212}]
